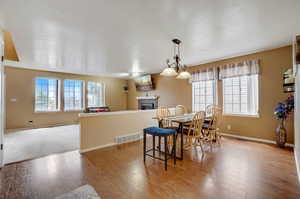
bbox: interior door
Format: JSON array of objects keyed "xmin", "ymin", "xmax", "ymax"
[{"xmin": 0, "ymin": 37, "xmax": 4, "ymax": 167}]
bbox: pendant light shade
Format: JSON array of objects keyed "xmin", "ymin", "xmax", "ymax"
[
  {"xmin": 160, "ymin": 67, "xmax": 178, "ymax": 76},
  {"xmin": 176, "ymin": 71, "xmax": 192, "ymax": 79}
]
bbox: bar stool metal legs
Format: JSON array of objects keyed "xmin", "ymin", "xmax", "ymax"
[
  {"xmin": 153, "ymin": 135, "xmax": 155, "ymax": 158},
  {"xmin": 173, "ymin": 133, "xmax": 176, "ymax": 165},
  {"xmin": 143, "ymin": 128, "xmax": 177, "ymax": 171},
  {"xmin": 143, "ymin": 131, "xmax": 146, "ymax": 163},
  {"xmin": 164, "ymin": 136, "xmax": 167, "ymax": 170}
]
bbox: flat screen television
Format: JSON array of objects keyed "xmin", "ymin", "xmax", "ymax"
[{"xmin": 134, "ymin": 74, "xmax": 154, "ymax": 92}]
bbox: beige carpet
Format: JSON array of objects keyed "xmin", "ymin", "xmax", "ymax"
[{"xmin": 4, "ymin": 125, "xmax": 79, "ymax": 164}]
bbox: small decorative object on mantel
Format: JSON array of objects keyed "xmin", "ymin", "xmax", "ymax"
[
  {"xmin": 274, "ymin": 95, "xmax": 294, "ymax": 147},
  {"xmin": 283, "ymin": 69, "xmax": 295, "ymax": 93}
]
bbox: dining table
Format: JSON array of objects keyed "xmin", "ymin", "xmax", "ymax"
[{"xmin": 153, "ymin": 113, "xmax": 213, "ymax": 160}]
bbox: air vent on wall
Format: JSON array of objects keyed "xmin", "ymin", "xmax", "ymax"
[{"xmin": 116, "ymin": 133, "xmax": 142, "ymax": 144}]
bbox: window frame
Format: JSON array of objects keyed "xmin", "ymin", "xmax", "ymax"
[
  {"xmin": 192, "ymin": 79, "xmax": 217, "ymax": 112},
  {"xmin": 34, "ymin": 77, "xmax": 61, "ymax": 113},
  {"xmin": 87, "ymin": 81, "xmax": 105, "ymax": 108},
  {"xmin": 63, "ymin": 79, "xmax": 85, "ymax": 112},
  {"xmin": 222, "ymin": 74, "xmax": 259, "ymax": 117}
]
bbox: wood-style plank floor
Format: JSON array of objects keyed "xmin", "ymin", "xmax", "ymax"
[{"xmin": 0, "ymin": 137, "xmax": 299, "ymax": 199}]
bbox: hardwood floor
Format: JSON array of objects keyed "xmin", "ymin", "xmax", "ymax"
[{"xmin": 0, "ymin": 137, "xmax": 299, "ymax": 199}]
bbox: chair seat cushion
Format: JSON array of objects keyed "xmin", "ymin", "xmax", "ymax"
[
  {"xmin": 144, "ymin": 127, "xmax": 177, "ymax": 136},
  {"xmin": 202, "ymin": 124, "xmax": 210, "ymax": 129},
  {"xmin": 202, "ymin": 124, "xmax": 216, "ymax": 131}
]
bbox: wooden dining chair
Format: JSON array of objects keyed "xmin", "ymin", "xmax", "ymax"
[
  {"xmin": 183, "ymin": 111, "xmax": 205, "ymax": 152},
  {"xmin": 175, "ymin": 105, "xmax": 187, "ymax": 116},
  {"xmin": 209, "ymin": 105, "xmax": 223, "ymax": 145},
  {"xmin": 156, "ymin": 106, "xmax": 173, "ymax": 128},
  {"xmin": 156, "ymin": 106, "xmax": 175, "ymax": 151},
  {"xmin": 205, "ymin": 104, "xmax": 217, "ymax": 117},
  {"xmin": 202, "ymin": 105, "xmax": 223, "ymax": 147}
]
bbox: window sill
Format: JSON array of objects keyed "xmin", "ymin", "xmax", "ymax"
[
  {"xmin": 64, "ymin": 109, "xmax": 84, "ymax": 112},
  {"xmin": 35, "ymin": 110, "xmax": 61, "ymax": 113},
  {"xmin": 86, "ymin": 106, "xmax": 106, "ymax": 108},
  {"xmin": 223, "ymin": 113, "xmax": 260, "ymax": 118}
]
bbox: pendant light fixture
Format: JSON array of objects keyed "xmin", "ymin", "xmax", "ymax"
[{"xmin": 160, "ymin": 39, "xmax": 191, "ymax": 79}]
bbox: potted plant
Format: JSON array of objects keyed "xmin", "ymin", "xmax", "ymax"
[{"xmin": 274, "ymin": 95, "xmax": 294, "ymax": 147}]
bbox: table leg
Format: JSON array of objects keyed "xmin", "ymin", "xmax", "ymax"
[
  {"xmin": 153, "ymin": 135, "xmax": 155, "ymax": 158},
  {"xmin": 158, "ymin": 119, "xmax": 162, "ymax": 152},
  {"xmin": 174, "ymin": 123, "xmax": 183, "ymax": 160},
  {"xmin": 180, "ymin": 123, "xmax": 183, "ymax": 160},
  {"xmin": 158, "ymin": 119, "xmax": 162, "ymax": 128},
  {"xmin": 158, "ymin": 136, "xmax": 161, "ymax": 152}
]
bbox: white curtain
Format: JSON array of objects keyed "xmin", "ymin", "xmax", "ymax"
[
  {"xmin": 219, "ymin": 60, "xmax": 260, "ymax": 79},
  {"xmin": 190, "ymin": 67, "xmax": 217, "ymax": 83}
]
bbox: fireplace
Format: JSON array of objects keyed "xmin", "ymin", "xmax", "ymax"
[
  {"xmin": 140, "ymin": 102, "xmax": 155, "ymax": 110},
  {"xmin": 137, "ymin": 97, "xmax": 159, "ymax": 110}
]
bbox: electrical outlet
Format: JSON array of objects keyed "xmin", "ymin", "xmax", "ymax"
[{"xmin": 227, "ymin": 125, "xmax": 231, "ymax": 130}]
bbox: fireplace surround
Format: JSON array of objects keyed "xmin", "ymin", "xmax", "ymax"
[{"xmin": 136, "ymin": 96, "xmax": 159, "ymax": 110}]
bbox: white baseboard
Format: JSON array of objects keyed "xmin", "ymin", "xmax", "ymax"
[
  {"xmin": 221, "ymin": 133, "xmax": 294, "ymax": 147},
  {"xmin": 79, "ymin": 143, "xmax": 117, "ymax": 153},
  {"xmin": 294, "ymin": 149, "xmax": 300, "ymax": 184}
]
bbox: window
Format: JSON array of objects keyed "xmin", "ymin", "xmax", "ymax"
[
  {"xmin": 192, "ymin": 80, "xmax": 216, "ymax": 112},
  {"xmin": 223, "ymin": 74, "xmax": 259, "ymax": 116},
  {"xmin": 35, "ymin": 77, "xmax": 60, "ymax": 112},
  {"xmin": 87, "ymin": 82, "xmax": 105, "ymax": 107},
  {"xmin": 64, "ymin": 79, "xmax": 84, "ymax": 111}
]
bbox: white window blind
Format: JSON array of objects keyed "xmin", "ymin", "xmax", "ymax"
[
  {"xmin": 87, "ymin": 82, "xmax": 105, "ymax": 107},
  {"xmin": 35, "ymin": 77, "xmax": 60, "ymax": 112},
  {"xmin": 223, "ymin": 74, "xmax": 258, "ymax": 116},
  {"xmin": 192, "ymin": 80, "xmax": 216, "ymax": 112},
  {"xmin": 64, "ymin": 79, "xmax": 84, "ymax": 111}
]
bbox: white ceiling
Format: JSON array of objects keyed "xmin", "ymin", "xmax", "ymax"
[{"xmin": 1, "ymin": 0, "xmax": 300, "ymax": 78}]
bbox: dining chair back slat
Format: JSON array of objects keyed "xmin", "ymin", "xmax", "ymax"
[
  {"xmin": 156, "ymin": 106, "xmax": 172, "ymax": 128},
  {"xmin": 188, "ymin": 111, "xmax": 205, "ymax": 136},
  {"xmin": 175, "ymin": 105, "xmax": 187, "ymax": 116}
]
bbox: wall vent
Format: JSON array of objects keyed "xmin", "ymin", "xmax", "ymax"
[{"xmin": 116, "ymin": 133, "xmax": 142, "ymax": 144}]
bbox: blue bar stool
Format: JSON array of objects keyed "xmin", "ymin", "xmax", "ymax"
[{"xmin": 143, "ymin": 127, "xmax": 176, "ymax": 170}]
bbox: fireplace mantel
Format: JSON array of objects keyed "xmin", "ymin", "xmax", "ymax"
[{"xmin": 136, "ymin": 96, "xmax": 159, "ymax": 100}]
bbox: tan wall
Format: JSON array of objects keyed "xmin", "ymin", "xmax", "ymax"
[
  {"xmin": 128, "ymin": 46, "xmax": 294, "ymax": 143},
  {"xmin": 128, "ymin": 75, "xmax": 192, "ymax": 111},
  {"xmin": 80, "ymin": 110, "xmax": 157, "ymax": 151},
  {"xmin": 5, "ymin": 66, "xmax": 128, "ymax": 130}
]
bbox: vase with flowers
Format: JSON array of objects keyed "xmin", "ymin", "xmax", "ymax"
[{"xmin": 274, "ymin": 95, "xmax": 294, "ymax": 147}]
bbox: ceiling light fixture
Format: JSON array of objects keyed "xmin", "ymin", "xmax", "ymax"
[{"xmin": 160, "ymin": 39, "xmax": 191, "ymax": 79}]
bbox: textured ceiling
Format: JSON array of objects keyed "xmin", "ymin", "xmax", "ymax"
[{"xmin": 1, "ymin": 0, "xmax": 300, "ymax": 78}]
